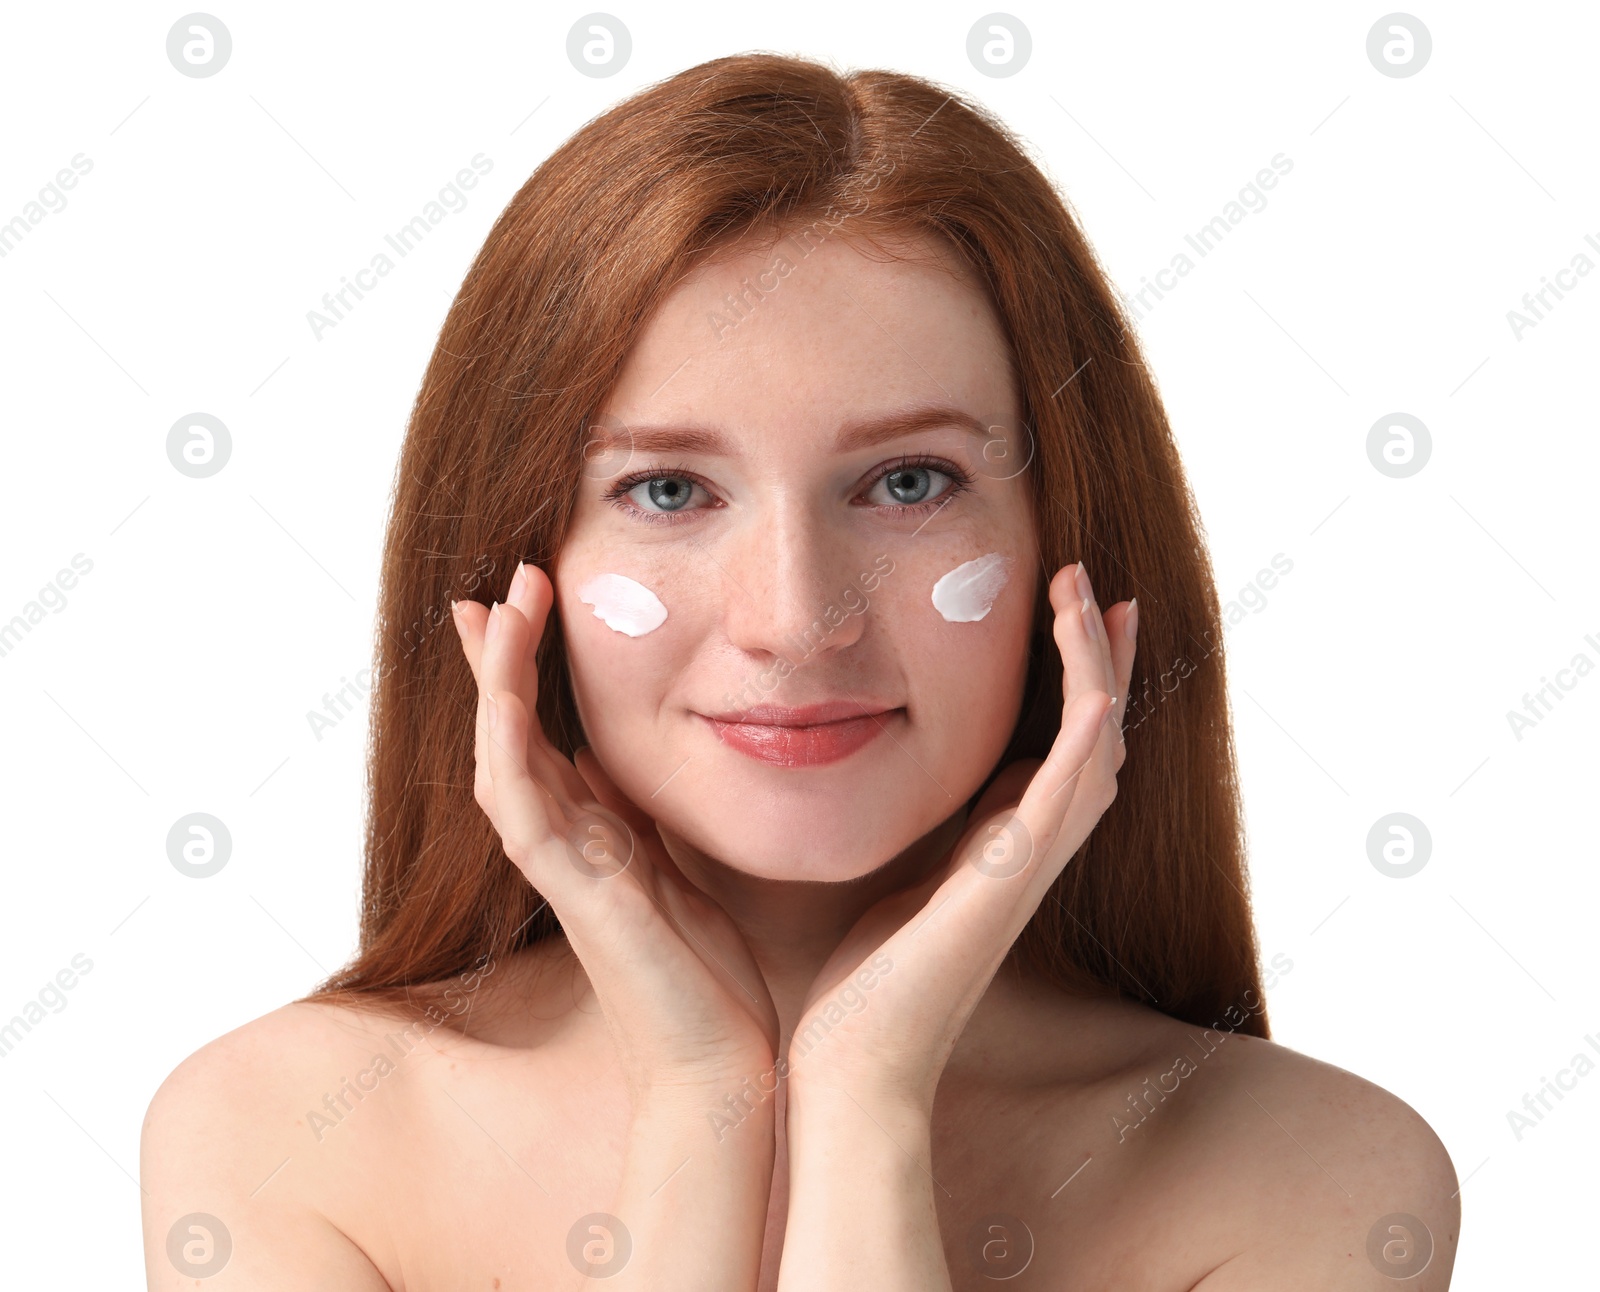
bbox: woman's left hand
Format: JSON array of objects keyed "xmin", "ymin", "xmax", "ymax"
[{"xmin": 784, "ymin": 561, "xmax": 1137, "ymax": 1113}]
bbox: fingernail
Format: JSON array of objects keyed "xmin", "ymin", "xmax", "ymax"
[
  {"xmin": 1080, "ymin": 597, "xmax": 1098, "ymax": 640},
  {"xmin": 1074, "ymin": 562, "xmax": 1092, "ymax": 603},
  {"xmin": 487, "ymin": 693, "xmax": 499, "ymax": 731},
  {"xmin": 1125, "ymin": 598, "xmax": 1139, "ymax": 642},
  {"xmin": 485, "ymin": 601, "xmax": 501, "ymax": 643},
  {"xmin": 509, "ymin": 562, "xmax": 528, "ymax": 602},
  {"xmin": 1100, "ymin": 696, "xmax": 1116, "ymax": 728}
]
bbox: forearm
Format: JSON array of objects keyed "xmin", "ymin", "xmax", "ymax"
[
  {"xmin": 582, "ymin": 1081, "xmax": 774, "ymax": 1291},
  {"xmin": 776, "ymin": 1080, "xmax": 949, "ymax": 1292}
]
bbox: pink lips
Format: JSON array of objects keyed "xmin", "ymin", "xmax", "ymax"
[{"xmin": 698, "ymin": 701, "xmax": 902, "ymax": 768}]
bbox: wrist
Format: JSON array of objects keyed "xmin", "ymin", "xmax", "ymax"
[
  {"xmin": 784, "ymin": 1070, "xmax": 934, "ymax": 1134},
  {"xmin": 632, "ymin": 1064, "xmax": 781, "ymax": 1137}
]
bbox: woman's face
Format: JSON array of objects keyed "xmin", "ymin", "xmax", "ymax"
[{"xmin": 553, "ymin": 229, "xmax": 1040, "ymax": 882}]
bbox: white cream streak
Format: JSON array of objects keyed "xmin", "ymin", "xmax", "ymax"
[
  {"xmin": 577, "ymin": 573, "xmax": 668, "ymax": 637},
  {"xmin": 931, "ymin": 552, "xmax": 1012, "ymax": 623}
]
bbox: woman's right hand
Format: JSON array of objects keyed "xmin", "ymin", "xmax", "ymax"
[{"xmin": 451, "ymin": 560, "xmax": 778, "ymax": 1107}]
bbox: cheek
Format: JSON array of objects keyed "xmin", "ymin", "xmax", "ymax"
[
  {"xmin": 891, "ymin": 548, "xmax": 1033, "ymax": 731},
  {"xmin": 557, "ymin": 567, "xmax": 681, "ymax": 736},
  {"xmin": 929, "ymin": 551, "xmax": 1014, "ymax": 623},
  {"xmin": 575, "ymin": 571, "xmax": 667, "ymax": 637}
]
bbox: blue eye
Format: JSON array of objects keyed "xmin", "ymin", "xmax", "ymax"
[
  {"xmin": 636, "ymin": 477, "xmax": 695, "ymax": 511},
  {"xmin": 872, "ymin": 465, "xmax": 945, "ymax": 506},
  {"xmin": 603, "ymin": 465, "xmax": 712, "ymax": 525},
  {"xmin": 863, "ymin": 454, "xmax": 974, "ymax": 512},
  {"xmin": 601, "ymin": 453, "xmax": 975, "ymax": 526}
]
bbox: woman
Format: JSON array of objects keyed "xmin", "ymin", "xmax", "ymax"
[{"xmin": 140, "ymin": 53, "xmax": 1459, "ymax": 1289}]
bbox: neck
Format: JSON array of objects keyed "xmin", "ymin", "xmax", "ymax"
[{"xmin": 657, "ymin": 806, "xmax": 971, "ymax": 1038}]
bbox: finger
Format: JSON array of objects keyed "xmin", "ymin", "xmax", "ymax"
[
  {"xmin": 1072, "ymin": 563, "xmax": 1118, "ymax": 701},
  {"xmin": 1104, "ymin": 597, "xmax": 1138, "ymax": 762},
  {"xmin": 574, "ymin": 746, "xmax": 648, "ymax": 833},
  {"xmin": 495, "ymin": 562, "xmax": 575, "ymax": 786},
  {"xmin": 482, "ymin": 599, "xmax": 588, "ymax": 805},
  {"xmin": 504, "ymin": 560, "xmax": 554, "ymax": 720},
  {"xmin": 1040, "ymin": 561, "xmax": 1120, "ymax": 824},
  {"xmin": 573, "ymin": 747, "xmax": 699, "ymax": 898},
  {"xmin": 1072, "ymin": 564, "xmax": 1132, "ymax": 763},
  {"xmin": 1053, "ymin": 564, "xmax": 1109, "ymax": 731},
  {"xmin": 1017, "ymin": 688, "xmax": 1115, "ymax": 862},
  {"xmin": 452, "ymin": 598, "xmax": 489, "ymax": 685},
  {"xmin": 483, "ymin": 687, "xmax": 573, "ymax": 898}
]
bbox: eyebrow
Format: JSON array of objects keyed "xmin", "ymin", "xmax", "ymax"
[{"xmin": 588, "ymin": 404, "xmax": 991, "ymax": 457}]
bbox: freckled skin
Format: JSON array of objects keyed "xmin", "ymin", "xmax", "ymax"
[
  {"xmin": 142, "ymin": 231, "xmax": 1460, "ymax": 1292},
  {"xmin": 932, "ymin": 552, "xmax": 1013, "ymax": 622},
  {"xmin": 553, "ymin": 232, "xmax": 1039, "ymax": 882}
]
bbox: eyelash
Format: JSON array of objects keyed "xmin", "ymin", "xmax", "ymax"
[{"xmin": 601, "ymin": 453, "xmax": 977, "ymax": 527}]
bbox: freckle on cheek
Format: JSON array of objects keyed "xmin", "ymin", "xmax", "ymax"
[
  {"xmin": 577, "ymin": 573, "xmax": 668, "ymax": 637},
  {"xmin": 931, "ymin": 553, "xmax": 1012, "ymax": 623}
]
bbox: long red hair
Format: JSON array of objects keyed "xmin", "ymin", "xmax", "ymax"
[{"xmin": 301, "ymin": 52, "xmax": 1267, "ymax": 1039}]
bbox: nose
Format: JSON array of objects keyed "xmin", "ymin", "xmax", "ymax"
[{"xmin": 711, "ymin": 502, "xmax": 868, "ymax": 664}]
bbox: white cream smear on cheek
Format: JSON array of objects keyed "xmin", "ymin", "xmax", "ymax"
[
  {"xmin": 577, "ymin": 573, "xmax": 668, "ymax": 637},
  {"xmin": 931, "ymin": 552, "xmax": 1012, "ymax": 623}
]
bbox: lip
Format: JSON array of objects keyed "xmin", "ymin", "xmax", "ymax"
[{"xmin": 698, "ymin": 701, "xmax": 903, "ymax": 768}]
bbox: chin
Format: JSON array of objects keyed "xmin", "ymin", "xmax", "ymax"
[{"xmin": 667, "ymin": 773, "xmax": 949, "ymax": 884}]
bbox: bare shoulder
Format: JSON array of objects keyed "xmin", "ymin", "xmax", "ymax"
[
  {"xmin": 1160, "ymin": 1022, "xmax": 1462, "ymax": 1289},
  {"xmin": 139, "ymin": 997, "xmax": 410, "ymax": 1289}
]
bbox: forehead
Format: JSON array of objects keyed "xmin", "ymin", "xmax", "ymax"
[{"xmin": 600, "ymin": 229, "xmax": 1019, "ymax": 442}]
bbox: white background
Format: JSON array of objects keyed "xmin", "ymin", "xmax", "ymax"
[{"xmin": 1, "ymin": 1, "xmax": 1594, "ymax": 1284}]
